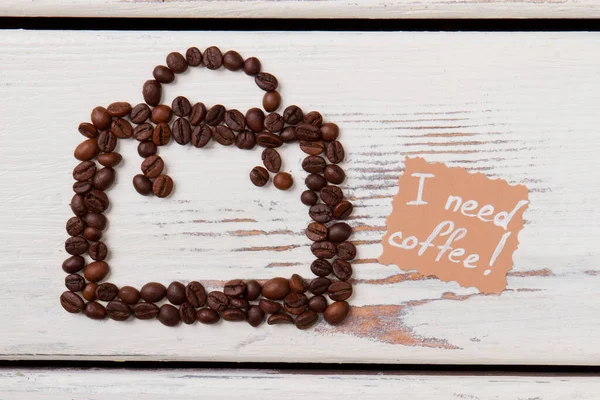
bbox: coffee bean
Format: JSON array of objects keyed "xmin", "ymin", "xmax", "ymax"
[
  {"xmin": 301, "ymin": 190, "xmax": 318, "ymax": 206},
  {"xmin": 222, "ymin": 308, "xmax": 246, "ymax": 321},
  {"xmin": 96, "ymin": 282, "xmax": 118, "ymax": 301},
  {"xmin": 206, "ymin": 104, "xmax": 225, "ymax": 126},
  {"xmin": 191, "ymin": 124, "xmax": 212, "ymax": 148},
  {"xmin": 224, "ymin": 279, "xmax": 246, "ymax": 297},
  {"xmin": 309, "ymin": 204, "xmax": 333, "ymax": 223},
  {"xmin": 304, "ymin": 111, "xmax": 323, "ymax": 127},
  {"xmin": 131, "ymin": 103, "xmax": 151, "ymax": 124},
  {"xmin": 197, "ymin": 308, "xmax": 221, "ymax": 324},
  {"xmin": 65, "ymin": 273, "xmax": 85, "ymax": 292},
  {"xmin": 63, "ymin": 255, "xmax": 85, "ymax": 274},
  {"xmin": 66, "ymin": 216, "xmax": 85, "ymax": 236},
  {"xmin": 212, "ymin": 125, "xmax": 235, "ymax": 146},
  {"xmin": 85, "ymin": 301, "xmax": 107, "ymax": 320},
  {"xmin": 111, "ymin": 118, "xmax": 133, "ymax": 139},
  {"xmin": 166, "ymin": 52, "xmax": 188, "ymax": 73},
  {"xmin": 179, "ymin": 302, "xmax": 197, "ymax": 324},
  {"xmin": 224, "ymin": 109, "xmax": 246, "ymax": 131},
  {"xmin": 83, "ymin": 227, "xmax": 102, "ymax": 242},
  {"xmin": 284, "ymin": 292, "xmax": 307, "ymax": 309},
  {"xmin": 140, "ymin": 282, "xmax": 167, "ymax": 303},
  {"xmin": 324, "ymin": 165, "xmax": 345, "ymax": 184},
  {"xmin": 172, "ymin": 118, "xmax": 192, "ymax": 145},
  {"xmin": 207, "ymin": 291, "xmax": 229, "ymax": 311},
  {"xmin": 261, "ymin": 148, "xmax": 281, "ymax": 173},
  {"xmin": 324, "ymin": 301, "xmax": 349, "ymax": 325},
  {"xmin": 328, "ymin": 281, "xmax": 352, "ymax": 301},
  {"xmin": 153, "ymin": 65, "xmax": 175, "ymax": 84},
  {"xmin": 223, "ymin": 50, "xmax": 244, "ymax": 71},
  {"xmin": 296, "ymin": 124, "xmax": 321, "ymax": 141},
  {"xmin": 300, "ymin": 140, "xmax": 325, "ymax": 156},
  {"xmin": 84, "ymin": 213, "xmax": 107, "ymax": 230},
  {"xmin": 283, "ymin": 105, "xmax": 303, "ymax": 125},
  {"xmin": 60, "ymin": 291, "xmax": 84, "ymax": 313},
  {"xmin": 138, "ymin": 141, "xmax": 157, "ymax": 157},
  {"xmin": 320, "ymin": 185, "xmax": 343, "ymax": 206},
  {"xmin": 328, "ymin": 222, "xmax": 353, "ymax": 243},
  {"xmin": 73, "ymin": 161, "xmax": 96, "ymax": 182},
  {"xmin": 107, "ymin": 102, "xmax": 131, "ymax": 118},
  {"xmin": 190, "ymin": 102, "xmax": 207, "ymax": 126},
  {"xmin": 167, "ymin": 281, "xmax": 186, "ymax": 305},
  {"xmin": 262, "ymin": 277, "xmax": 290, "ymax": 300},
  {"xmin": 311, "ymin": 259, "xmax": 332, "ymax": 277},
  {"xmin": 78, "ymin": 122, "xmax": 98, "ymax": 139},
  {"xmin": 84, "ymin": 261, "xmax": 109, "ymax": 282},
  {"xmin": 133, "ymin": 302, "xmax": 160, "ymax": 320},
  {"xmin": 70, "ymin": 194, "xmax": 87, "ymax": 216},
  {"xmin": 256, "ymin": 132, "xmax": 283, "ymax": 148},
  {"xmin": 326, "ymin": 141, "xmax": 345, "ymax": 164},
  {"xmin": 84, "ymin": 190, "xmax": 109, "ymax": 213},
  {"xmin": 73, "ymin": 181, "xmax": 92, "ymax": 194},
  {"xmin": 250, "ymin": 166, "xmax": 269, "ymax": 187},
  {"xmin": 302, "ymin": 156, "xmax": 326, "ymax": 173},
  {"xmin": 243, "ymin": 57, "xmax": 261, "ymax": 75},
  {"xmin": 311, "ymin": 241, "xmax": 336, "ymax": 259},
  {"xmin": 308, "ymin": 295, "xmax": 328, "ymax": 313},
  {"xmin": 158, "ymin": 304, "xmax": 181, "ymax": 327},
  {"xmin": 267, "ymin": 313, "xmax": 293, "ymax": 325},
  {"xmin": 264, "ymin": 113, "xmax": 284, "ymax": 133},
  {"xmin": 143, "ymin": 80, "xmax": 162, "ymax": 106},
  {"xmin": 309, "ymin": 277, "xmax": 330, "ymax": 295},
  {"xmin": 263, "ymin": 91, "xmax": 281, "ymax": 112},
  {"xmin": 133, "ymin": 174, "xmax": 153, "ymax": 195},
  {"xmin": 151, "ymin": 105, "xmax": 172, "ymax": 124},
  {"xmin": 305, "ymin": 173, "xmax": 327, "ymax": 191},
  {"xmin": 229, "ymin": 297, "xmax": 250, "ymax": 310},
  {"xmin": 273, "ymin": 172, "xmax": 293, "ymax": 190},
  {"xmin": 65, "ymin": 236, "xmax": 88, "ymax": 256},
  {"xmin": 285, "ymin": 304, "xmax": 307, "ymax": 316},
  {"xmin": 255, "ymin": 72, "xmax": 278, "ymax": 91},
  {"xmin": 246, "ymin": 108, "xmax": 265, "ymax": 132},
  {"xmin": 186, "ymin": 47, "xmax": 202, "ymax": 66},
  {"xmin": 172, "ymin": 96, "xmax": 192, "ymax": 117},
  {"xmin": 118, "ymin": 286, "xmax": 141, "ymax": 304},
  {"xmin": 236, "ymin": 130, "xmax": 256, "ymax": 150},
  {"xmin": 280, "ymin": 126, "xmax": 297, "ymax": 143},
  {"xmin": 97, "ymin": 130, "xmax": 117, "ymax": 153},
  {"xmin": 203, "ymin": 46, "xmax": 223, "ymax": 69},
  {"xmin": 106, "ymin": 300, "xmax": 132, "ymax": 321},
  {"xmin": 152, "ymin": 122, "xmax": 171, "ymax": 146},
  {"xmin": 182, "ymin": 282, "xmax": 205, "ymax": 308},
  {"xmin": 247, "ymin": 305, "xmax": 265, "ymax": 327},
  {"xmin": 93, "ymin": 167, "xmax": 115, "ymax": 191},
  {"xmin": 332, "ymin": 259, "xmax": 353, "ymax": 281},
  {"xmin": 74, "ymin": 139, "xmax": 100, "ymax": 161},
  {"xmin": 295, "ymin": 311, "xmax": 318, "ymax": 330},
  {"xmin": 141, "ymin": 155, "xmax": 164, "ymax": 178},
  {"xmin": 88, "ymin": 241, "xmax": 108, "ymax": 261},
  {"xmin": 97, "ymin": 152, "xmax": 122, "ymax": 167},
  {"xmin": 153, "ymin": 175, "xmax": 174, "ymax": 198},
  {"xmin": 133, "ymin": 123, "xmax": 153, "ymax": 142},
  {"xmin": 290, "ymin": 274, "xmax": 309, "ymax": 293},
  {"xmin": 259, "ymin": 299, "xmax": 282, "ymax": 314},
  {"xmin": 244, "ymin": 280, "xmax": 262, "ymax": 301},
  {"xmin": 333, "ymin": 200, "xmax": 353, "ymax": 220},
  {"xmin": 306, "ymin": 222, "xmax": 328, "ymax": 242},
  {"xmin": 83, "ymin": 282, "xmax": 98, "ymax": 301},
  {"xmin": 320, "ymin": 122, "xmax": 340, "ymax": 141},
  {"xmin": 91, "ymin": 106, "xmax": 111, "ymax": 130}
]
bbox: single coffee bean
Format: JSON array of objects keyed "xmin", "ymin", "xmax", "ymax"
[
  {"xmin": 153, "ymin": 175, "xmax": 174, "ymax": 198},
  {"xmin": 179, "ymin": 302, "xmax": 197, "ymax": 324},
  {"xmin": 290, "ymin": 274, "xmax": 309, "ymax": 293},
  {"xmin": 138, "ymin": 141, "xmax": 157, "ymax": 157},
  {"xmin": 326, "ymin": 141, "xmax": 345, "ymax": 164},
  {"xmin": 197, "ymin": 308, "xmax": 221, "ymax": 324},
  {"xmin": 84, "ymin": 213, "xmax": 107, "ymax": 230},
  {"xmin": 295, "ymin": 311, "xmax": 318, "ymax": 330},
  {"xmin": 212, "ymin": 125, "xmax": 235, "ymax": 146},
  {"xmin": 324, "ymin": 164, "xmax": 346, "ymax": 184},
  {"xmin": 84, "ymin": 261, "xmax": 109, "ymax": 282},
  {"xmin": 190, "ymin": 102, "xmax": 207, "ymax": 125},
  {"xmin": 84, "ymin": 301, "xmax": 107, "ymax": 320},
  {"xmin": 247, "ymin": 305, "xmax": 265, "ymax": 327},
  {"xmin": 62, "ymin": 255, "xmax": 85, "ymax": 274},
  {"xmin": 172, "ymin": 96, "xmax": 192, "ymax": 117},
  {"xmin": 324, "ymin": 301, "xmax": 350, "ymax": 325},
  {"xmin": 153, "ymin": 65, "xmax": 175, "ymax": 83},
  {"xmin": 83, "ymin": 227, "xmax": 102, "ymax": 242},
  {"xmin": 143, "ymin": 80, "xmax": 162, "ymax": 106},
  {"xmin": 92, "ymin": 167, "xmax": 115, "ymax": 191},
  {"xmin": 260, "ymin": 149, "xmax": 280, "ymax": 176},
  {"xmin": 264, "ymin": 113, "xmax": 284, "ymax": 133},
  {"xmin": 78, "ymin": 122, "xmax": 98, "ymax": 139},
  {"xmin": 229, "ymin": 297, "xmax": 250, "ymax": 310},
  {"xmin": 224, "ymin": 109, "xmax": 246, "ymax": 131},
  {"xmin": 255, "ymin": 72, "xmax": 278, "ymax": 91},
  {"xmin": 66, "ymin": 216, "xmax": 85, "ymax": 236},
  {"xmin": 73, "ymin": 161, "xmax": 96, "ymax": 182},
  {"xmin": 306, "ymin": 222, "xmax": 328, "ymax": 242},
  {"xmin": 73, "ymin": 181, "xmax": 93, "ymax": 194},
  {"xmin": 223, "ymin": 50, "xmax": 244, "ymax": 71},
  {"xmin": 207, "ymin": 291, "xmax": 229, "ymax": 311},
  {"xmin": 65, "ymin": 236, "xmax": 88, "ymax": 256},
  {"xmin": 131, "ymin": 103, "xmax": 151, "ymax": 124},
  {"xmin": 311, "ymin": 259, "xmax": 333, "ymax": 277},
  {"xmin": 305, "ymin": 173, "xmax": 327, "ymax": 191},
  {"xmin": 60, "ymin": 291, "xmax": 84, "ymax": 313},
  {"xmin": 333, "ymin": 259, "xmax": 353, "ymax": 281},
  {"xmin": 74, "ymin": 139, "xmax": 100, "ymax": 161},
  {"xmin": 133, "ymin": 123, "xmax": 153, "ymax": 142},
  {"xmin": 258, "ymin": 299, "xmax": 282, "ymax": 314},
  {"xmin": 84, "ymin": 190, "xmax": 109, "ymax": 213},
  {"xmin": 151, "ymin": 105, "xmax": 172, "ymax": 124},
  {"xmin": 236, "ymin": 130, "xmax": 256, "ymax": 150},
  {"xmin": 83, "ymin": 282, "xmax": 98, "ymax": 301},
  {"xmin": 320, "ymin": 122, "xmax": 340, "ymax": 142},
  {"xmin": 244, "ymin": 280, "xmax": 262, "ymax": 301},
  {"xmin": 172, "ymin": 118, "xmax": 192, "ymax": 145},
  {"xmin": 309, "ymin": 204, "xmax": 333, "ymax": 223},
  {"xmin": 107, "ymin": 102, "xmax": 131, "ymax": 118},
  {"xmin": 302, "ymin": 156, "xmax": 326, "ymax": 173},
  {"xmin": 97, "ymin": 130, "xmax": 117, "ymax": 153},
  {"xmin": 249, "ymin": 166, "xmax": 269, "ymax": 187},
  {"xmin": 300, "ymin": 140, "xmax": 325, "ymax": 156},
  {"xmin": 140, "ymin": 282, "xmax": 167, "ymax": 303},
  {"xmin": 256, "ymin": 132, "xmax": 283, "ymax": 148},
  {"xmin": 111, "ymin": 118, "xmax": 133, "ymax": 139},
  {"xmin": 205, "ymin": 104, "xmax": 226, "ymax": 126},
  {"xmin": 70, "ymin": 194, "xmax": 87, "ymax": 216},
  {"xmin": 328, "ymin": 281, "xmax": 353, "ymax": 301},
  {"xmin": 273, "ymin": 172, "xmax": 293, "ymax": 190},
  {"xmin": 118, "ymin": 286, "xmax": 141, "ymax": 305},
  {"xmin": 158, "ymin": 304, "xmax": 181, "ymax": 327},
  {"xmin": 246, "ymin": 108, "xmax": 265, "ymax": 132},
  {"xmin": 133, "ymin": 174, "xmax": 153, "ymax": 196},
  {"xmin": 329, "ymin": 222, "xmax": 353, "ymax": 243},
  {"xmin": 186, "ymin": 47, "xmax": 202, "ymax": 66},
  {"xmin": 96, "ymin": 282, "xmax": 118, "ymax": 301},
  {"xmin": 305, "ymin": 111, "xmax": 323, "ymax": 127},
  {"xmin": 243, "ymin": 57, "xmax": 261, "ymax": 75},
  {"xmin": 301, "ymin": 190, "xmax": 318, "ymax": 206},
  {"xmin": 222, "ymin": 308, "xmax": 246, "ymax": 322},
  {"xmin": 106, "ymin": 300, "xmax": 132, "ymax": 321},
  {"xmin": 65, "ymin": 273, "xmax": 85, "ymax": 292},
  {"xmin": 311, "ymin": 241, "xmax": 336, "ymax": 259},
  {"xmin": 283, "ymin": 105, "xmax": 303, "ymax": 124},
  {"xmin": 285, "ymin": 304, "xmax": 307, "ymax": 316},
  {"xmin": 141, "ymin": 155, "xmax": 164, "ymax": 178},
  {"xmin": 191, "ymin": 124, "xmax": 212, "ymax": 148},
  {"xmin": 267, "ymin": 313, "xmax": 293, "ymax": 325},
  {"xmin": 224, "ymin": 279, "xmax": 246, "ymax": 297},
  {"xmin": 333, "ymin": 200, "xmax": 353, "ymax": 220},
  {"xmin": 166, "ymin": 51, "xmax": 188, "ymax": 73},
  {"xmin": 309, "ymin": 277, "xmax": 331, "ymax": 295},
  {"xmin": 133, "ymin": 302, "xmax": 160, "ymax": 320},
  {"xmin": 320, "ymin": 185, "xmax": 343, "ymax": 206},
  {"xmin": 308, "ymin": 295, "xmax": 328, "ymax": 313},
  {"xmin": 97, "ymin": 152, "xmax": 122, "ymax": 167},
  {"xmin": 285, "ymin": 292, "xmax": 307, "ymax": 309},
  {"xmin": 203, "ymin": 46, "xmax": 223, "ymax": 69},
  {"xmin": 280, "ymin": 126, "xmax": 297, "ymax": 143},
  {"xmin": 262, "ymin": 277, "xmax": 290, "ymax": 300},
  {"xmin": 91, "ymin": 106, "xmax": 111, "ymax": 130},
  {"xmin": 185, "ymin": 281, "xmax": 207, "ymax": 308},
  {"xmin": 296, "ymin": 124, "xmax": 321, "ymax": 141},
  {"xmin": 262, "ymin": 91, "xmax": 281, "ymax": 113},
  {"xmin": 152, "ymin": 122, "xmax": 171, "ymax": 146},
  {"xmin": 167, "ymin": 281, "xmax": 186, "ymax": 305}
]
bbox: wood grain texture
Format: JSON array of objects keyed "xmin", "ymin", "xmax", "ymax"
[
  {"xmin": 0, "ymin": 30, "xmax": 599, "ymax": 364},
  {"xmin": 1, "ymin": 0, "xmax": 600, "ymax": 19}
]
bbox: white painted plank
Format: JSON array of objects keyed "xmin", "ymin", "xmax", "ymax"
[{"xmin": 0, "ymin": 31, "xmax": 599, "ymax": 364}]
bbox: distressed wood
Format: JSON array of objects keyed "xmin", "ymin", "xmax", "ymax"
[{"xmin": 0, "ymin": 30, "xmax": 599, "ymax": 364}]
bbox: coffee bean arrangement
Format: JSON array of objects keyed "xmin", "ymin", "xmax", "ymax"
[{"xmin": 62, "ymin": 46, "xmax": 356, "ymax": 329}]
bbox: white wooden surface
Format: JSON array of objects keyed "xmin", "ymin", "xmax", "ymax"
[
  {"xmin": 1, "ymin": 369, "xmax": 599, "ymax": 399},
  {"xmin": 0, "ymin": 30, "xmax": 599, "ymax": 364},
  {"xmin": 1, "ymin": 0, "xmax": 600, "ymax": 19}
]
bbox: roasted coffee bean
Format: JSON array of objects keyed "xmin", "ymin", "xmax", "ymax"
[
  {"xmin": 97, "ymin": 130, "xmax": 117, "ymax": 153},
  {"xmin": 107, "ymin": 102, "xmax": 131, "ymax": 118},
  {"xmin": 261, "ymin": 149, "xmax": 281, "ymax": 174},
  {"xmin": 236, "ymin": 130, "xmax": 256, "ymax": 150},
  {"xmin": 63, "ymin": 255, "xmax": 85, "ymax": 274},
  {"xmin": 259, "ymin": 299, "xmax": 282, "ymax": 314},
  {"xmin": 65, "ymin": 273, "xmax": 85, "ymax": 292},
  {"xmin": 229, "ymin": 297, "xmax": 250, "ymax": 310},
  {"xmin": 88, "ymin": 241, "xmax": 107, "ymax": 261},
  {"xmin": 290, "ymin": 274, "xmax": 309, "ymax": 293},
  {"xmin": 73, "ymin": 181, "xmax": 92, "ymax": 194},
  {"xmin": 263, "ymin": 91, "xmax": 281, "ymax": 112},
  {"xmin": 332, "ymin": 259, "xmax": 353, "ymax": 281},
  {"xmin": 308, "ymin": 295, "xmax": 328, "ymax": 313},
  {"xmin": 247, "ymin": 305, "xmax": 265, "ymax": 327},
  {"xmin": 320, "ymin": 185, "xmax": 343, "ymax": 206},
  {"xmin": 285, "ymin": 304, "xmax": 307, "ymax": 316},
  {"xmin": 311, "ymin": 259, "xmax": 332, "ymax": 277},
  {"xmin": 158, "ymin": 304, "xmax": 181, "ymax": 327},
  {"xmin": 262, "ymin": 277, "xmax": 290, "ymax": 300},
  {"xmin": 295, "ymin": 311, "xmax": 318, "ymax": 330},
  {"xmin": 97, "ymin": 152, "xmax": 122, "ymax": 167},
  {"xmin": 191, "ymin": 124, "xmax": 212, "ymax": 148},
  {"xmin": 224, "ymin": 279, "xmax": 246, "ymax": 297},
  {"xmin": 118, "ymin": 286, "xmax": 141, "ymax": 305},
  {"xmin": 70, "ymin": 194, "xmax": 87, "ymax": 216},
  {"xmin": 172, "ymin": 118, "xmax": 192, "ymax": 145},
  {"xmin": 255, "ymin": 72, "xmax": 278, "ymax": 91},
  {"xmin": 66, "ymin": 216, "xmax": 85, "ymax": 236},
  {"xmin": 267, "ymin": 313, "xmax": 293, "ymax": 325},
  {"xmin": 223, "ymin": 50, "xmax": 244, "ymax": 71},
  {"xmin": 246, "ymin": 108, "xmax": 265, "ymax": 132},
  {"xmin": 83, "ymin": 282, "xmax": 98, "ymax": 301},
  {"xmin": 133, "ymin": 302, "xmax": 160, "ymax": 320},
  {"xmin": 206, "ymin": 104, "xmax": 225, "ymax": 126},
  {"xmin": 84, "ymin": 190, "xmax": 109, "ymax": 213},
  {"xmin": 74, "ymin": 139, "xmax": 100, "ymax": 161},
  {"xmin": 179, "ymin": 302, "xmax": 197, "ymax": 324},
  {"xmin": 131, "ymin": 103, "xmax": 151, "ymax": 124},
  {"xmin": 256, "ymin": 132, "xmax": 283, "ymax": 148},
  {"xmin": 305, "ymin": 173, "xmax": 327, "ymax": 191},
  {"xmin": 324, "ymin": 164, "xmax": 345, "ymax": 184},
  {"xmin": 166, "ymin": 52, "xmax": 188, "ymax": 73},
  {"xmin": 243, "ymin": 57, "xmax": 261, "ymax": 75},
  {"xmin": 328, "ymin": 222, "xmax": 352, "ymax": 243},
  {"xmin": 309, "ymin": 277, "xmax": 331, "ymax": 295},
  {"xmin": 91, "ymin": 106, "xmax": 111, "ymax": 130},
  {"xmin": 138, "ymin": 141, "xmax": 157, "ymax": 157},
  {"xmin": 61, "ymin": 291, "xmax": 84, "ymax": 313},
  {"xmin": 65, "ymin": 236, "xmax": 88, "ymax": 256},
  {"xmin": 152, "ymin": 122, "xmax": 171, "ymax": 146},
  {"xmin": 197, "ymin": 308, "xmax": 221, "ymax": 324},
  {"xmin": 296, "ymin": 124, "xmax": 321, "ymax": 141},
  {"xmin": 264, "ymin": 113, "xmax": 284, "ymax": 133},
  {"xmin": 224, "ymin": 109, "xmax": 246, "ymax": 131},
  {"xmin": 140, "ymin": 282, "xmax": 167, "ymax": 303},
  {"xmin": 133, "ymin": 174, "xmax": 153, "ymax": 195},
  {"xmin": 78, "ymin": 122, "xmax": 98, "ymax": 139},
  {"xmin": 324, "ymin": 301, "xmax": 350, "ymax": 325},
  {"xmin": 333, "ymin": 200, "xmax": 353, "ymax": 220},
  {"xmin": 111, "ymin": 118, "xmax": 133, "ymax": 139},
  {"xmin": 83, "ymin": 227, "xmax": 102, "ymax": 242},
  {"xmin": 153, "ymin": 175, "xmax": 174, "ymax": 198},
  {"xmin": 244, "ymin": 280, "xmax": 262, "ymax": 301},
  {"xmin": 273, "ymin": 172, "xmax": 293, "ymax": 190},
  {"xmin": 143, "ymin": 80, "xmax": 162, "ymax": 106},
  {"xmin": 106, "ymin": 300, "xmax": 132, "ymax": 321},
  {"xmin": 133, "ymin": 123, "xmax": 153, "ymax": 142},
  {"xmin": 280, "ymin": 126, "xmax": 297, "ymax": 143},
  {"xmin": 305, "ymin": 111, "xmax": 323, "ymax": 127},
  {"xmin": 73, "ymin": 161, "xmax": 96, "ymax": 182},
  {"xmin": 167, "ymin": 281, "xmax": 186, "ymax": 305},
  {"xmin": 207, "ymin": 291, "xmax": 229, "ymax": 311},
  {"xmin": 302, "ymin": 156, "xmax": 326, "ymax": 173},
  {"xmin": 326, "ymin": 141, "xmax": 345, "ymax": 164},
  {"xmin": 93, "ymin": 167, "xmax": 115, "ymax": 191},
  {"xmin": 96, "ymin": 282, "xmax": 118, "ymax": 301},
  {"xmin": 311, "ymin": 241, "xmax": 336, "ymax": 259},
  {"xmin": 212, "ymin": 125, "xmax": 235, "ymax": 146},
  {"xmin": 172, "ymin": 96, "xmax": 192, "ymax": 117},
  {"xmin": 309, "ymin": 204, "xmax": 333, "ymax": 223},
  {"xmin": 320, "ymin": 122, "xmax": 340, "ymax": 142},
  {"xmin": 301, "ymin": 190, "xmax": 318, "ymax": 206},
  {"xmin": 222, "ymin": 308, "xmax": 246, "ymax": 322},
  {"xmin": 186, "ymin": 281, "xmax": 207, "ymax": 308},
  {"xmin": 85, "ymin": 301, "xmax": 107, "ymax": 320},
  {"xmin": 328, "ymin": 281, "xmax": 352, "ymax": 301},
  {"xmin": 203, "ymin": 46, "xmax": 223, "ymax": 69},
  {"xmin": 284, "ymin": 292, "xmax": 308, "ymax": 309},
  {"xmin": 190, "ymin": 102, "xmax": 207, "ymax": 125},
  {"xmin": 153, "ymin": 65, "xmax": 175, "ymax": 84},
  {"xmin": 186, "ymin": 47, "xmax": 202, "ymax": 66},
  {"xmin": 306, "ymin": 222, "xmax": 328, "ymax": 242},
  {"xmin": 84, "ymin": 261, "xmax": 109, "ymax": 282},
  {"xmin": 283, "ymin": 105, "xmax": 303, "ymax": 125},
  {"xmin": 300, "ymin": 140, "xmax": 325, "ymax": 156},
  {"xmin": 84, "ymin": 213, "xmax": 107, "ymax": 230},
  {"xmin": 249, "ymin": 166, "xmax": 269, "ymax": 187},
  {"xmin": 151, "ymin": 105, "xmax": 172, "ymax": 124},
  {"xmin": 141, "ymin": 155, "xmax": 164, "ymax": 178}
]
